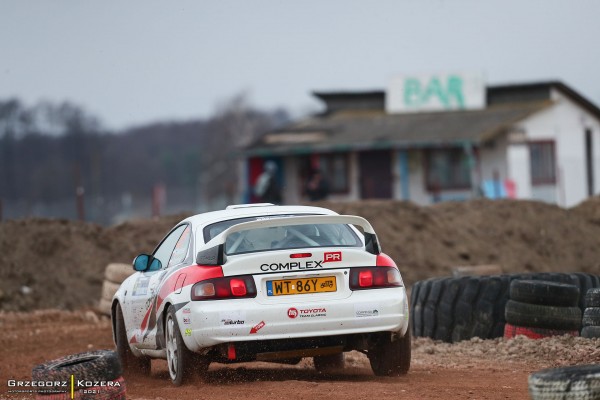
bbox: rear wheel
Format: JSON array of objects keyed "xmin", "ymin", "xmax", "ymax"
[
  {"xmin": 165, "ymin": 305, "xmax": 209, "ymax": 385},
  {"xmin": 368, "ymin": 331, "xmax": 411, "ymax": 376},
  {"xmin": 115, "ymin": 303, "xmax": 150, "ymax": 376},
  {"xmin": 314, "ymin": 353, "xmax": 345, "ymax": 373}
]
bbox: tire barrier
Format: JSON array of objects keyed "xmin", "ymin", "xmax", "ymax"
[
  {"xmin": 32, "ymin": 350, "xmax": 126, "ymax": 399},
  {"xmin": 98, "ymin": 263, "xmax": 134, "ymax": 316},
  {"xmin": 504, "ymin": 279, "xmax": 581, "ymax": 337},
  {"xmin": 411, "ymin": 272, "xmax": 598, "ymax": 343},
  {"xmin": 529, "ymin": 364, "xmax": 600, "ymax": 399},
  {"xmin": 581, "ymin": 289, "xmax": 600, "ymax": 338},
  {"xmin": 503, "ymin": 323, "xmax": 579, "ymax": 340}
]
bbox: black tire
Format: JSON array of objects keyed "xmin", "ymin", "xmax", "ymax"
[
  {"xmin": 412, "ymin": 278, "xmax": 432, "ymax": 337},
  {"xmin": 422, "ymin": 278, "xmax": 447, "ymax": 338},
  {"xmin": 451, "ymin": 277, "xmax": 481, "ymax": 342},
  {"xmin": 314, "ymin": 353, "xmax": 345, "ymax": 373},
  {"xmin": 581, "ymin": 326, "xmax": 600, "ymax": 339},
  {"xmin": 585, "ymin": 288, "xmax": 600, "ymax": 308},
  {"xmin": 165, "ymin": 305, "xmax": 209, "ymax": 385},
  {"xmin": 114, "ymin": 303, "xmax": 150, "ymax": 376},
  {"xmin": 529, "ymin": 364, "xmax": 600, "ymax": 399},
  {"xmin": 582, "ymin": 307, "xmax": 600, "ymax": 327},
  {"xmin": 409, "ymin": 281, "xmax": 421, "ymax": 337},
  {"xmin": 509, "ymin": 280, "xmax": 580, "ymax": 307},
  {"xmin": 434, "ymin": 277, "xmax": 465, "ymax": 342},
  {"xmin": 470, "ymin": 276, "xmax": 504, "ymax": 340},
  {"xmin": 572, "ymin": 273, "xmax": 593, "ymax": 310},
  {"xmin": 368, "ymin": 331, "xmax": 411, "ymax": 376},
  {"xmin": 505, "ymin": 300, "xmax": 582, "ymax": 330},
  {"xmin": 32, "ymin": 350, "xmax": 122, "ymax": 391}
]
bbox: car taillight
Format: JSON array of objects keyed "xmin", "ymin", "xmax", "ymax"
[
  {"xmin": 191, "ymin": 275, "xmax": 256, "ymax": 300},
  {"xmin": 349, "ymin": 267, "xmax": 403, "ymax": 290}
]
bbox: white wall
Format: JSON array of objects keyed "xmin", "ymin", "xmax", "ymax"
[{"xmin": 515, "ymin": 89, "xmax": 600, "ymax": 207}]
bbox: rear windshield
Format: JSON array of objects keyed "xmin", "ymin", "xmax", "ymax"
[{"xmin": 203, "ymin": 215, "xmax": 362, "ymax": 255}]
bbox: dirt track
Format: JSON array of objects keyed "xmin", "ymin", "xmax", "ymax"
[{"xmin": 3, "ymin": 310, "xmax": 600, "ymax": 400}]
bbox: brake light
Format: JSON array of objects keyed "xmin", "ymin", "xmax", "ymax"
[
  {"xmin": 191, "ymin": 275, "xmax": 256, "ymax": 300},
  {"xmin": 290, "ymin": 253, "xmax": 312, "ymax": 258},
  {"xmin": 350, "ymin": 267, "xmax": 403, "ymax": 290},
  {"xmin": 359, "ymin": 270, "xmax": 373, "ymax": 287}
]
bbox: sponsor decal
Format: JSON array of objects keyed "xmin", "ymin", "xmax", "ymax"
[
  {"xmin": 250, "ymin": 321, "xmax": 265, "ymax": 334},
  {"xmin": 132, "ymin": 277, "xmax": 150, "ymax": 296},
  {"xmin": 219, "ymin": 311, "xmax": 247, "ymax": 327},
  {"xmin": 323, "ymin": 251, "xmax": 342, "ymax": 263},
  {"xmin": 183, "ymin": 317, "xmax": 191, "ymax": 324},
  {"xmin": 356, "ymin": 309, "xmax": 379, "ymax": 318},
  {"xmin": 184, "ymin": 329, "xmax": 192, "ymax": 336},
  {"xmin": 221, "ymin": 319, "xmax": 245, "ymax": 325},
  {"xmin": 355, "ymin": 303, "xmax": 381, "ymax": 319},
  {"xmin": 287, "ymin": 308, "xmax": 298, "ymax": 319},
  {"xmin": 182, "ymin": 308, "xmax": 191, "ymax": 314},
  {"xmin": 288, "ymin": 307, "xmax": 327, "ymax": 319},
  {"xmin": 260, "ymin": 261, "xmax": 323, "ymax": 272}
]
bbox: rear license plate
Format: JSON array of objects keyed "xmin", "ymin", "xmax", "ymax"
[{"xmin": 266, "ymin": 276, "xmax": 337, "ymax": 296}]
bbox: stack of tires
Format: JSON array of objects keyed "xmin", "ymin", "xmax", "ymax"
[
  {"xmin": 411, "ymin": 272, "xmax": 599, "ymax": 343},
  {"xmin": 32, "ymin": 350, "xmax": 126, "ymax": 399},
  {"xmin": 98, "ymin": 263, "xmax": 134, "ymax": 316},
  {"xmin": 581, "ymin": 288, "xmax": 600, "ymax": 338},
  {"xmin": 504, "ymin": 280, "xmax": 581, "ymax": 339}
]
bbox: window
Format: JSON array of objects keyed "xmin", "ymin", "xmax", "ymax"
[
  {"xmin": 169, "ymin": 225, "xmax": 191, "ymax": 266},
  {"xmin": 529, "ymin": 141, "xmax": 556, "ymax": 185},
  {"xmin": 152, "ymin": 224, "xmax": 189, "ymax": 269},
  {"xmin": 202, "ymin": 215, "xmax": 361, "ymax": 255},
  {"xmin": 224, "ymin": 223, "xmax": 361, "ymax": 255},
  {"xmin": 319, "ymin": 153, "xmax": 349, "ymax": 193},
  {"xmin": 299, "ymin": 153, "xmax": 350, "ymax": 195},
  {"xmin": 425, "ymin": 148, "xmax": 472, "ymax": 190}
]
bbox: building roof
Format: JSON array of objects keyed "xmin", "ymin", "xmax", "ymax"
[
  {"xmin": 246, "ymin": 81, "xmax": 600, "ymax": 156},
  {"xmin": 247, "ymin": 101, "xmax": 550, "ymax": 156}
]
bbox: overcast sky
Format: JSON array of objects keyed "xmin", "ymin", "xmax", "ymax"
[{"xmin": 1, "ymin": 0, "xmax": 599, "ymax": 130}]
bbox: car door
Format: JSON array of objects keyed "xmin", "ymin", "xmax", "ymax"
[{"xmin": 126, "ymin": 224, "xmax": 191, "ymax": 349}]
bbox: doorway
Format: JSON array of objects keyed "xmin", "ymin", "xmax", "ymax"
[{"xmin": 359, "ymin": 150, "xmax": 393, "ymax": 199}]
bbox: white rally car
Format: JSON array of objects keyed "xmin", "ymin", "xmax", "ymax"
[{"xmin": 111, "ymin": 203, "xmax": 410, "ymax": 385}]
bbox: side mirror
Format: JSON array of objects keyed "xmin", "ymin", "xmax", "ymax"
[{"xmin": 133, "ymin": 254, "xmax": 162, "ymax": 272}]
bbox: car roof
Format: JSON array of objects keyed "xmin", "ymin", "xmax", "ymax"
[{"xmin": 179, "ymin": 204, "xmax": 339, "ymax": 228}]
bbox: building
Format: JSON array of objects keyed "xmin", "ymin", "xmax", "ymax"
[{"xmin": 245, "ymin": 79, "xmax": 600, "ymax": 207}]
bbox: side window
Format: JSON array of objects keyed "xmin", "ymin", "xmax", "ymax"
[
  {"xmin": 153, "ymin": 225, "xmax": 188, "ymax": 269},
  {"xmin": 169, "ymin": 225, "xmax": 191, "ymax": 267}
]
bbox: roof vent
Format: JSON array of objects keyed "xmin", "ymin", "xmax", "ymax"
[{"xmin": 226, "ymin": 203, "xmax": 275, "ymax": 210}]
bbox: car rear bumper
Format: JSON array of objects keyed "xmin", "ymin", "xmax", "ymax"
[{"xmin": 179, "ymin": 286, "xmax": 409, "ymax": 352}]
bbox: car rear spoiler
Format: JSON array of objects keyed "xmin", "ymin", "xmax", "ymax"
[{"xmin": 196, "ymin": 215, "xmax": 381, "ymax": 266}]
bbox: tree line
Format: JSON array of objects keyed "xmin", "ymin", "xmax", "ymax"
[{"xmin": 0, "ymin": 95, "xmax": 288, "ymax": 222}]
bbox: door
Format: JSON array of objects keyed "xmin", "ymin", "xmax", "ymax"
[
  {"xmin": 126, "ymin": 224, "xmax": 191, "ymax": 348},
  {"xmin": 359, "ymin": 150, "xmax": 393, "ymax": 199}
]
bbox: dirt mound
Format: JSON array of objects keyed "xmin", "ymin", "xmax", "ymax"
[
  {"xmin": 2, "ymin": 199, "xmax": 600, "ymax": 312},
  {"xmin": 0, "ymin": 214, "xmax": 189, "ymax": 312},
  {"xmin": 571, "ymin": 196, "xmax": 600, "ymax": 226}
]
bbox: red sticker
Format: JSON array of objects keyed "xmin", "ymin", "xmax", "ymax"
[
  {"xmin": 250, "ymin": 321, "xmax": 265, "ymax": 334},
  {"xmin": 287, "ymin": 308, "xmax": 298, "ymax": 318},
  {"xmin": 324, "ymin": 251, "xmax": 342, "ymax": 263}
]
